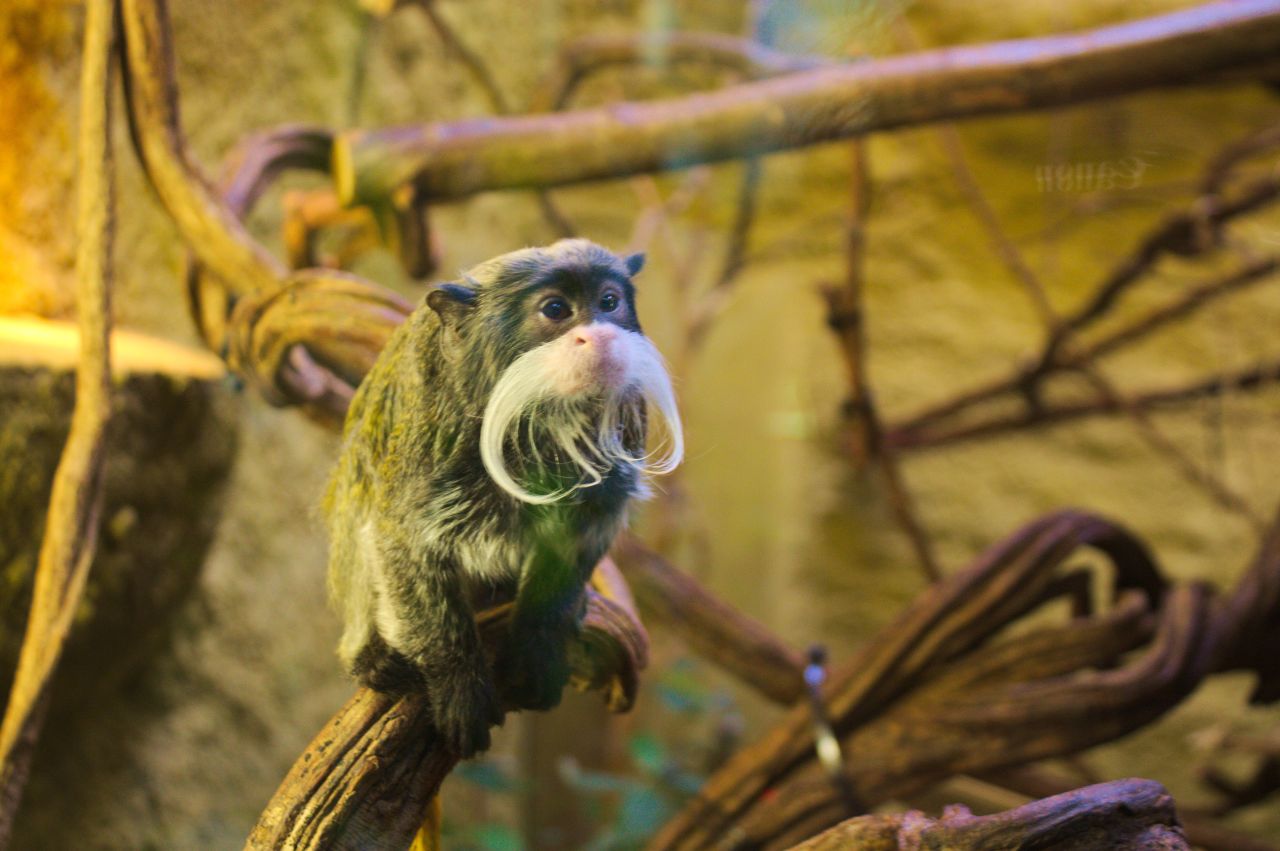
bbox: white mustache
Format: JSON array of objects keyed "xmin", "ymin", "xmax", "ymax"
[{"xmin": 479, "ymin": 327, "xmax": 683, "ymax": 505}]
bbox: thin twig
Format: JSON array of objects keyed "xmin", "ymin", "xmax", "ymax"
[
  {"xmin": 927, "ymin": 111, "xmax": 1263, "ymax": 526},
  {"xmin": 888, "ymin": 357, "xmax": 1280, "ymax": 451},
  {"xmin": 412, "ymin": 0, "xmax": 511, "ymax": 115},
  {"xmin": 822, "ymin": 139, "xmax": 942, "ymax": 582},
  {"xmin": 0, "ymin": 0, "xmax": 115, "ymax": 841},
  {"xmin": 1202, "ymin": 121, "xmax": 1280, "ymax": 194},
  {"xmin": 1078, "ymin": 366, "xmax": 1264, "ymax": 529},
  {"xmin": 685, "ymin": 156, "xmax": 762, "ymax": 352}
]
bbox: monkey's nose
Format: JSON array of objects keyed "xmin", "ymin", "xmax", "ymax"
[{"xmin": 572, "ymin": 325, "xmax": 616, "ymax": 347}]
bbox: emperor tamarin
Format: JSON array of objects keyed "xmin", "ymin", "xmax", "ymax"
[{"xmin": 325, "ymin": 239, "xmax": 683, "ymax": 757}]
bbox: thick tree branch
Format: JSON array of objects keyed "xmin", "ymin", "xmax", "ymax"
[
  {"xmin": 335, "ymin": 1, "xmax": 1280, "ymax": 206},
  {"xmin": 246, "ymin": 580, "xmax": 648, "ymax": 851},
  {"xmin": 788, "ymin": 779, "xmax": 1187, "ymax": 851},
  {"xmin": 986, "ymin": 766, "xmax": 1279, "ymax": 851}
]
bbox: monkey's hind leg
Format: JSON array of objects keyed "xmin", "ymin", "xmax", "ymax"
[{"xmin": 352, "ymin": 632, "xmax": 427, "ymax": 695}]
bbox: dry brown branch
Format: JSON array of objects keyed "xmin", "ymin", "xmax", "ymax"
[
  {"xmin": 988, "ymin": 766, "xmax": 1279, "ymax": 851},
  {"xmin": 409, "ymin": 0, "xmax": 511, "ymax": 115},
  {"xmin": 335, "ymin": 1, "xmax": 1280, "ymax": 206},
  {"xmin": 246, "ymin": 581, "xmax": 648, "ymax": 851},
  {"xmin": 652, "ymin": 503, "xmax": 1280, "ymax": 849},
  {"xmin": 887, "ymin": 169, "xmax": 1280, "ymax": 452},
  {"xmin": 119, "ymin": 0, "xmax": 284, "ymax": 295},
  {"xmin": 917, "ymin": 90, "xmax": 1265, "ymax": 525},
  {"xmin": 821, "ymin": 139, "xmax": 942, "ymax": 582},
  {"xmin": 788, "ymin": 778, "xmax": 1187, "ymax": 851},
  {"xmin": 224, "ymin": 270, "xmax": 411, "ymax": 427},
  {"xmin": 184, "ymin": 124, "xmax": 333, "ymax": 349},
  {"xmin": 648, "ymin": 510, "xmax": 1199, "ymax": 849},
  {"xmin": 0, "ymin": 0, "xmax": 115, "ymax": 841},
  {"xmin": 889, "ymin": 356, "xmax": 1280, "ymax": 451}
]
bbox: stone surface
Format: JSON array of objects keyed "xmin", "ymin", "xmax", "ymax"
[{"xmin": 0, "ymin": 319, "xmax": 237, "ymax": 725}]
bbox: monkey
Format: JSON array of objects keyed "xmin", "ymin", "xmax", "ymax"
[{"xmin": 324, "ymin": 239, "xmax": 683, "ymax": 758}]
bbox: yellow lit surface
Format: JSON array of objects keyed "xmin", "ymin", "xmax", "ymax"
[{"xmin": 0, "ymin": 315, "xmax": 225, "ymax": 380}]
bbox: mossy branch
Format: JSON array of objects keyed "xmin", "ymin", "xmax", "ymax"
[{"xmin": 335, "ymin": 1, "xmax": 1280, "ymax": 206}]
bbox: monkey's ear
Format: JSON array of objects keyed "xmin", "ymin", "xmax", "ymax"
[
  {"xmin": 624, "ymin": 252, "xmax": 646, "ymax": 277},
  {"xmin": 427, "ymin": 283, "xmax": 477, "ymax": 326}
]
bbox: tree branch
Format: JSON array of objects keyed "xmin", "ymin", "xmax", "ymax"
[
  {"xmin": 246, "ymin": 580, "xmax": 648, "ymax": 851},
  {"xmin": 0, "ymin": 0, "xmax": 116, "ymax": 841},
  {"xmin": 612, "ymin": 535, "xmax": 806, "ymax": 706},
  {"xmin": 118, "ymin": 0, "xmax": 283, "ymax": 295},
  {"xmin": 788, "ymin": 779, "xmax": 1187, "ymax": 851},
  {"xmin": 335, "ymin": 1, "xmax": 1280, "ymax": 205}
]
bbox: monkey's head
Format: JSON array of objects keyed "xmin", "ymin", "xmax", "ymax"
[{"xmin": 427, "ymin": 239, "xmax": 683, "ymax": 504}]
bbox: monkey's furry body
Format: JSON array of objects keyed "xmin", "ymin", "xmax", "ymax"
[{"xmin": 325, "ymin": 240, "xmax": 681, "ymax": 756}]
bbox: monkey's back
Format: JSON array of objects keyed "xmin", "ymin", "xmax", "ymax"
[{"xmin": 323, "ymin": 304, "xmax": 528, "ymax": 669}]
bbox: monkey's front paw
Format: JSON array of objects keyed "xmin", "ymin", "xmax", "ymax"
[{"xmin": 431, "ymin": 668, "xmax": 504, "ymax": 758}]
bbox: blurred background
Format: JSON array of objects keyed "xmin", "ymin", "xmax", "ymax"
[{"xmin": 3, "ymin": 0, "xmax": 1280, "ymax": 847}]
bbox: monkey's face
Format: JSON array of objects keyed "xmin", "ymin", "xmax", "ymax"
[
  {"xmin": 429, "ymin": 240, "xmax": 683, "ymax": 504},
  {"xmin": 510, "ymin": 270, "xmax": 641, "ymax": 398}
]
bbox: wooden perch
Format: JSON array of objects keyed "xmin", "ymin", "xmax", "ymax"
[
  {"xmin": 246, "ymin": 568, "xmax": 648, "ymax": 851},
  {"xmin": 788, "ymin": 778, "xmax": 1187, "ymax": 851},
  {"xmin": 335, "ymin": 0, "xmax": 1280, "ymax": 205}
]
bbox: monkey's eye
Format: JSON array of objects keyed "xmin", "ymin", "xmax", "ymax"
[
  {"xmin": 599, "ymin": 292, "xmax": 620, "ymax": 312},
  {"xmin": 540, "ymin": 298, "xmax": 572, "ymax": 321}
]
